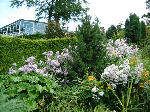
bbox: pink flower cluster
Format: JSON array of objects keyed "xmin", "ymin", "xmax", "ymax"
[{"xmin": 8, "ymin": 48, "xmax": 73, "ymax": 79}]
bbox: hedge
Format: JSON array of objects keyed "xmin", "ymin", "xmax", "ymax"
[{"xmin": 0, "ymin": 36, "xmax": 77, "ymax": 74}]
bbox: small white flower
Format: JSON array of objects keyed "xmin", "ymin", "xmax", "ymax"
[
  {"xmin": 12, "ymin": 63, "xmax": 17, "ymax": 66},
  {"xmin": 99, "ymin": 91, "xmax": 104, "ymax": 96},
  {"xmin": 91, "ymin": 86, "xmax": 98, "ymax": 93},
  {"xmin": 110, "ymin": 83, "xmax": 117, "ymax": 89},
  {"xmin": 43, "ymin": 74, "xmax": 48, "ymax": 77},
  {"xmin": 92, "ymin": 94, "xmax": 97, "ymax": 99}
]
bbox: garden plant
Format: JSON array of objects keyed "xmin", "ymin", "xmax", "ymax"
[{"xmin": 0, "ymin": 16, "xmax": 149, "ymax": 112}]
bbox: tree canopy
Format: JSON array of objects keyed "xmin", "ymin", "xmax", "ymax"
[
  {"xmin": 125, "ymin": 13, "xmax": 141, "ymax": 43},
  {"xmin": 146, "ymin": 0, "xmax": 150, "ymax": 9},
  {"xmin": 143, "ymin": 0, "xmax": 150, "ymax": 25},
  {"xmin": 106, "ymin": 25, "xmax": 117, "ymax": 39},
  {"xmin": 141, "ymin": 21, "xmax": 146, "ymax": 38},
  {"xmin": 125, "ymin": 13, "xmax": 147, "ymax": 43},
  {"xmin": 10, "ymin": 0, "xmax": 88, "ymax": 23}
]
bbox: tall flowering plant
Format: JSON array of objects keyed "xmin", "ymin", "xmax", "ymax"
[
  {"xmin": 8, "ymin": 48, "xmax": 73, "ymax": 83},
  {"xmin": 103, "ymin": 38, "xmax": 145, "ymax": 88},
  {"xmin": 100, "ymin": 38, "xmax": 150, "ymax": 111},
  {"xmin": 106, "ymin": 38, "xmax": 139, "ymax": 59}
]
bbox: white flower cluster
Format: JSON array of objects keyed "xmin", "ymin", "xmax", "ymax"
[
  {"xmin": 101, "ymin": 59, "xmax": 130, "ymax": 89},
  {"xmin": 132, "ymin": 63, "xmax": 144, "ymax": 84},
  {"xmin": 101, "ymin": 58, "xmax": 144, "ymax": 89},
  {"xmin": 8, "ymin": 48, "xmax": 73, "ymax": 80},
  {"xmin": 91, "ymin": 86, "xmax": 104, "ymax": 100},
  {"xmin": 106, "ymin": 39, "xmax": 139, "ymax": 58}
]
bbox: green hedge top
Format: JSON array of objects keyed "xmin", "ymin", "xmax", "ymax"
[{"xmin": 0, "ymin": 36, "xmax": 77, "ymax": 74}]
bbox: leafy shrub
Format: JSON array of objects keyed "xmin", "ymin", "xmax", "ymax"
[
  {"xmin": 47, "ymin": 83, "xmax": 111, "ymax": 112},
  {"xmin": 0, "ymin": 36, "xmax": 76, "ymax": 74},
  {"xmin": 0, "ymin": 72, "xmax": 59, "ymax": 111},
  {"xmin": 106, "ymin": 25, "xmax": 117, "ymax": 39},
  {"xmin": 18, "ymin": 32, "xmax": 46, "ymax": 40},
  {"xmin": 141, "ymin": 21, "xmax": 146, "ymax": 39},
  {"xmin": 0, "ymin": 87, "xmax": 29, "ymax": 112}
]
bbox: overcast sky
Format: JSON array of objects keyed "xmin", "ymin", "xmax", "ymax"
[{"xmin": 0, "ymin": 0, "xmax": 148, "ymax": 31}]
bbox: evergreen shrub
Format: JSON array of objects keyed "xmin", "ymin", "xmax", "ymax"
[
  {"xmin": 70, "ymin": 16, "xmax": 110, "ymax": 79},
  {"xmin": 18, "ymin": 32, "xmax": 46, "ymax": 40}
]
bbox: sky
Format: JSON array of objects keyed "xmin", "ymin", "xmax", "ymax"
[{"xmin": 0, "ymin": 0, "xmax": 149, "ymax": 31}]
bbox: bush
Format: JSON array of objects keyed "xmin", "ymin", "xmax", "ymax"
[
  {"xmin": 0, "ymin": 72, "xmax": 59, "ymax": 111},
  {"xmin": 0, "ymin": 86, "xmax": 29, "ymax": 112},
  {"xmin": 18, "ymin": 32, "xmax": 46, "ymax": 40},
  {"xmin": 0, "ymin": 36, "xmax": 77, "ymax": 74},
  {"xmin": 106, "ymin": 25, "xmax": 117, "ymax": 39},
  {"xmin": 70, "ymin": 15, "xmax": 110, "ymax": 79}
]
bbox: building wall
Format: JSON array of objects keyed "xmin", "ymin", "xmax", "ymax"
[{"xmin": 0, "ymin": 19, "xmax": 47, "ymax": 36}]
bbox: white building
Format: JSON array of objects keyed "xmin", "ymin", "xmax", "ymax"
[{"xmin": 0, "ymin": 19, "xmax": 47, "ymax": 36}]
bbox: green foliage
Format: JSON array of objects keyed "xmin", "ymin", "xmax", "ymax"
[
  {"xmin": 45, "ymin": 84, "xmax": 110, "ymax": 112},
  {"xmin": 139, "ymin": 37, "xmax": 150, "ymax": 71},
  {"xmin": 147, "ymin": 0, "xmax": 150, "ymax": 9},
  {"xmin": 10, "ymin": 0, "xmax": 88, "ymax": 23},
  {"xmin": 0, "ymin": 36, "xmax": 76, "ymax": 74},
  {"xmin": 45, "ymin": 21, "xmax": 66, "ymax": 39},
  {"xmin": 143, "ymin": 0, "xmax": 150, "ymax": 25},
  {"xmin": 0, "ymin": 88, "xmax": 29, "ymax": 112},
  {"xmin": 140, "ymin": 21, "xmax": 146, "ymax": 39},
  {"xmin": 106, "ymin": 25, "xmax": 117, "ymax": 39},
  {"xmin": 142, "ymin": 13, "xmax": 150, "ymax": 25},
  {"xmin": 113, "ymin": 29, "xmax": 125, "ymax": 40},
  {"xmin": 71, "ymin": 15, "xmax": 110, "ymax": 79},
  {"xmin": 125, "ymin": 13, "xmax": 141, "ymax": 43},
  {"xmin": 0, "ymin": 72, "xmax": 59, "ymax": 111},
  {"xmin": 10, "ymin": 0, "xmax": 88, "ymax": 39},
  {"xmin": 18, "ymin": 32, "xmax": 46, "ymax": 40}
]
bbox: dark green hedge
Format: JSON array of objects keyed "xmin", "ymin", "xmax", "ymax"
[{"xmin": 0, "ymin": 36, "xmax": 77, "ymax": 74}]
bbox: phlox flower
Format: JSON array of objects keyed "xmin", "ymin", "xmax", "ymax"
[
  {"xmin": 106, "ymin": 39, "xmax": 139, "ymax": 59},
  {"xmin": 25, "ymin": 56, "xmax": 35, "ymax": 64},
  {"xmin": 91, "ymin": 86, "xmax": 98, "ymax": 93},
  {"xmin": 8, "ymin": 67, "xmax": 17, "ymax": 74},
  {"xmin": 101, "ymin": 60, "xmax": 129, "ymax": 88},
  {"xmin": 63, "ymin": 69, "xmax": 68, "ymax": 76},
  {"xmin": 98, "ymin": 91, "xmax": 104, "ymax": 96},
  {"xmin": 55, "ymin": 68, "xmax": 63, "ymax": 74},
  {"xmin": 51, "ymin": 60, "xmax": 60, "ymax": 67}
]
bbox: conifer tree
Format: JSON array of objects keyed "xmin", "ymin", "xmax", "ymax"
[
  {"xmin": 125, "ymin": 13, "xmax": 141, "ymax": 43},
  {"xmin": 72, "ymin": 15, "xmax": 109, "ymax": 78}
]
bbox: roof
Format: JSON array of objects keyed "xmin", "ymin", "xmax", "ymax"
[{"xmin": 0, "ymin": 19, "xmax": 47, "ymax": 29}]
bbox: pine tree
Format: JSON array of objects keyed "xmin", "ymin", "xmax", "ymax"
[
  {"xmin": 72, "ymin": 15, "xmax": 109, "ymax": 78},
  {"xmin": 125, "ymin": 13, "xmax": 141, "ymax": 43}
]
